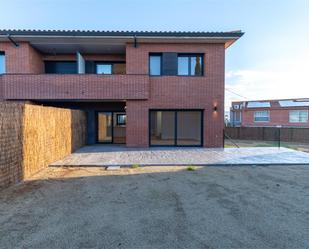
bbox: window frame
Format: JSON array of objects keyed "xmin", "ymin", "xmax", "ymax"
[
  {"xmin": 149, "ymin": 53, "xmax": 162, "ymax": 76},
  {"xmin": 0, "ymin": 51, "xmax": 5, "ymax": 74},
  {"xmin": 254, "ymin": 110, "xmax": 270, "ymax": 122},
  {"xmin": 233, "ymin": 111, "xmax": 242, "ymax": 122},
  {"xmin": 95, "ymin": 61, "xmax": 125, "ymax": 75},
  {"xmin": 289, "ymin": 110, "xmax": 308, "ymax": 123},
  {"xmin": 177, "ymin": 53, "xmax": 204, "ymax": 76},
  {"xmin": 149, "ymin": 109, "xmax": 204, "ymax": 147},
  {"xmin": 116, "ymin": 114, "xmax": 126, "ymax": 126},
  {"xmin": 44, "ymin": 60, "xmax": 77, "ymax": 74},
  {"xmin": 96, "ymin": 63, "xmax": 113, "ymax": 75}
]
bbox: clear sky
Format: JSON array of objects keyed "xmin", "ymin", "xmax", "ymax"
[{"xmin": 1, "ymin": 0, "xmax": 309, "ymax": 111}]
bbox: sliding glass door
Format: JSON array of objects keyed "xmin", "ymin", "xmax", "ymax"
[
  {"xmin": 176, "ymin": 111, "xmax": 202, "ymax": 146},
  {"xmin": 150, "ymin": 111, "xmax": 176, "ymax": 145},
  {"xmin": 150, "ymin": 110, "xmax": 203, "ymax": 146}
]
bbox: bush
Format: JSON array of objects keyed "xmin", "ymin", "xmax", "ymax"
[
  {"xmin": 187, "ymin": 165, "xmax": 196, "ymax": 171},
  {"xmin": 131, "ymin": 164, "xmax": 140, "ymax": 169}
]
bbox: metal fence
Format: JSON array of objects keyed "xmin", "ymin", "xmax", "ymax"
[{"xmin": 224, "ymin": 127, "xmax": 309, "ymax": 152}]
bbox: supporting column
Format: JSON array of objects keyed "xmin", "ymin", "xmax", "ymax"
[{"xmin": 126, "ymin": 101, "xmax": 149, "ymax": 147}]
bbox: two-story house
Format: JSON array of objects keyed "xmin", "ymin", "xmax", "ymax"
[
  {"xmin": 230, "ymin": 99, "xmax": 309, "ymax": 128},
  {"xmin": 0, "ymin": 30, "xmax": 243, "ymax": 147}
]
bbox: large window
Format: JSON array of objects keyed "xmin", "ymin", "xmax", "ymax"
[
  {"xmin": 150, "ymin": 111, "xmax": 175, "ymax": 145},
  {"xmin": 96, "ymin": 64, "xmax": 112, "ymax": 74},
  {"xmin": 178, "ymin": 54, "xmax": 203, "ymax": 76},
  {"xmin": 0, "ymin": 52, "xmax": 5, "ymax": 74},
  {"xmin": 45, "ymin": 61, "xmax": 77, "ymax": 74},
  {"xmin": 149, "ymin": 54, "xmax": 162, "ymax": 76},
  {"xmin": 289, "ymin": 110, "xmax": 308, "ymax": 123},
  {"xmin": 254, "ymin": 111, "xmax": 269, "ymax": 122},
  {"xmin": 176, "ymin": 111, "xmax": 202, "ymax": 145},
  {"xmin": 150, "ymin": 110, "xmax": 203, "ymax": 146}
]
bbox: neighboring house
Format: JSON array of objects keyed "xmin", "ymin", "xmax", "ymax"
[
  {"xmin": 0, "ymin": 29, "xmax": 243, "ymax": 147},
  {"xmin": 230, "ymin": 99, "xmax": 309, "ymax": 127}
]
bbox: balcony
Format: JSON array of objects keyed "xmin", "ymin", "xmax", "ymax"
[{"xmin": 0, "ymin": 74, "xmax": 149, "ymax": 100}]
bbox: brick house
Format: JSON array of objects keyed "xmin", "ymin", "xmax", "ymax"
[
  {"xmin": 0, "ymin": 30, "xmax": 243, "ymax": 147},
  {"xmin": 230, "ymin": 99, "xmax": 309, "ymax": 127}
]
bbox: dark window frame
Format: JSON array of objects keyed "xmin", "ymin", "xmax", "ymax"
[
  {"xmin": 149, "ymin": 53, "xmax": 163, "ymax": 76},
  {"xmin": 116, "ymin": 114, "xmax": 126, "ymax": 126},
  {"xmin": 44, "ymin": 60, "xmax": 77, "ymax": 74},
  {"xmin": 149, "ymin": 109, "xmax": 204, "ymax": 147},
  {"xmin": 0, "ymin": 51, "xmax": 5, "ymax": 74},
  {"xmin": 96, "ymin": 63, "xmax": 113, "ymax": 75},
  {"xmin": 95, "ymin": 61, "xmax": 125, "ymax": 75},
  {"xmin": 95, "ymin": 111, "xmax": 126, "ymax": 144},
  {"xmin": 177, "ymin": 53, "xmax": 204, "ymax": 76}
]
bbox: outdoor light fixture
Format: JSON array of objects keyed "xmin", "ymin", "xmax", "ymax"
[{"xmin": 213, "ymin": 106, "xmax": 218, "ymax": 112}]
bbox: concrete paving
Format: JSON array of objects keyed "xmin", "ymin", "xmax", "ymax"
[{"xmin": 51, "ymin": 145, "xmax": 309, "ymax": 167}]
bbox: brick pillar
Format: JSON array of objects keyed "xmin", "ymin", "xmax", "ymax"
[
  {"xmin": 126, "ymin": 100, "xmax": 149, "ymax": 147},
  {"xmin": 204, "ymin": 106, "xmax": 224, "ymax": 148}
]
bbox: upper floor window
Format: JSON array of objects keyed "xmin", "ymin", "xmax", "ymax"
[
  {"xmin": 178, "ymin": 54, "xmax": 203, "ymax": 76},
  {"xmin": 45, "ymin": 61, "xmax": 77, "ymax": 74},
  {"xmin": 254, "ymin": 111, "xmax": 269, "ymax": 122},
  {"xmin": 96, "ymin": 64, "xmax": 112, "ymax": 74},
  {"xmin": 289, "ymin": 110, "xmax": 308, "ymax": 123},
  {"xmin": 94, "ymin": 62, "xmax": 125, "ymax": 75},
  {"xmin": 149, "ymin": 54, "xmax": 162, "ymax": 76},
  {"xmin": 0, "ymin": 52, "xmax": 5, "ymax": 74}
]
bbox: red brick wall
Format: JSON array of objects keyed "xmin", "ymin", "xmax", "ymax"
[
  {"xmin": 28, "ymin": 45, "xmax": 44, "ymax": 73},
  {"xmin": 1, "ymin": 41, "xmax": 226, "ymax": 148},
  {"xmin": 2, "ymin": 74, "xmax": 149, "ymax": 100},
  {"xmin": 0, "ymin": 76, "xmax": 3, "ymax": 99},
  {"xmin": 0, "ymin": 42, "xmax": 44, "ymax": 73},
  {"xmin": 126, "ymin": 43, "xmax": 225, "ymax": 147},
  {"xmin": 241, "ymin": 108, "xmax": 309, "ymax": 127}
]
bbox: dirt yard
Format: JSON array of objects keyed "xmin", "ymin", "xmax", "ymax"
[{"xmin": 1, "ymin": 165, "xmax": 309, "ymax": 249}]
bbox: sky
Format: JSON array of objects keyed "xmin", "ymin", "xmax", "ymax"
[{"xmin": 1, "ymin": 0, "xmax": 309, "ymax": 111}]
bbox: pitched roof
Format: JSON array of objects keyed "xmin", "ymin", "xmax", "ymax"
[
  {"xmin": 232, "ymin": 98, "xmax": 309, "ymax": 109},
  {"xmin": 0, "ymin": 29, "xmax": 244, "ymax": 38}
]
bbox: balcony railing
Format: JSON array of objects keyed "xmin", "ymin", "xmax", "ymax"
[{"xmin": 0, "ymin": 74, "xmax": 149, "ymax": 100}]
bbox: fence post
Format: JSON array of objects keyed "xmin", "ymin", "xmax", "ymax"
[
  {"xmin": 223, "ymin": 129, "xmax": 225, "ymax": 147},
  {"xmin": 276, "ymin": 125, "xmax": 282, "ymax": 148}
]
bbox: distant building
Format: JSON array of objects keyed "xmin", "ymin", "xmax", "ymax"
[{"xmin": 230, "ymin": 98, "xmax": 309, "ymax": 127}]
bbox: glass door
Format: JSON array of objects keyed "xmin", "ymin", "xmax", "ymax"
[
  {"xmin": 150, "ymin": 111, "xmax": 175, "ymax": 145},
  {"xmin": 97, "ymin": 112, "xmax": 113, "ymax": 143},
  {"xmin": 149, "ymin": 110, "xmax": 203, "ymax": 146},
  {"xmin": 176, "ymin": 111, "xmax": 202, "ymax": 146}
]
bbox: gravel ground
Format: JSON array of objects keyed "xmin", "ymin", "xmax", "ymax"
[{"xmin": 1, "ymin": 165, "xmax": 309, "ymax": 249}]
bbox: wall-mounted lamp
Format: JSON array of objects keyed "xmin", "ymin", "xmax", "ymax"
[{"xmin": 213, "ymin": 106, "xmax": 218, "ymax": 112}]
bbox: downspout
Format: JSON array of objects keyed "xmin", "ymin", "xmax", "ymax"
[
  {"xmin": 134, "ymin": 35, "xmax": 138, "ymax": 48},
  {"xmin": 6, "ymin": 34, "xmax": 19, "ymax": 47}
]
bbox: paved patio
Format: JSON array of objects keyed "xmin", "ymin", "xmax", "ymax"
[{"xmin": 50, "ymin": 145, "xmax": 309, "ymax": 167}]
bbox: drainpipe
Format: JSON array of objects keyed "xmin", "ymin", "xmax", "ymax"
[
  {"xmin": 134, "ymin": 35, "xmax": 138, "ymax": 48},
  {"xmin": 6, "ymin": 34, "xmax": 19, "ymax": 47}
]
